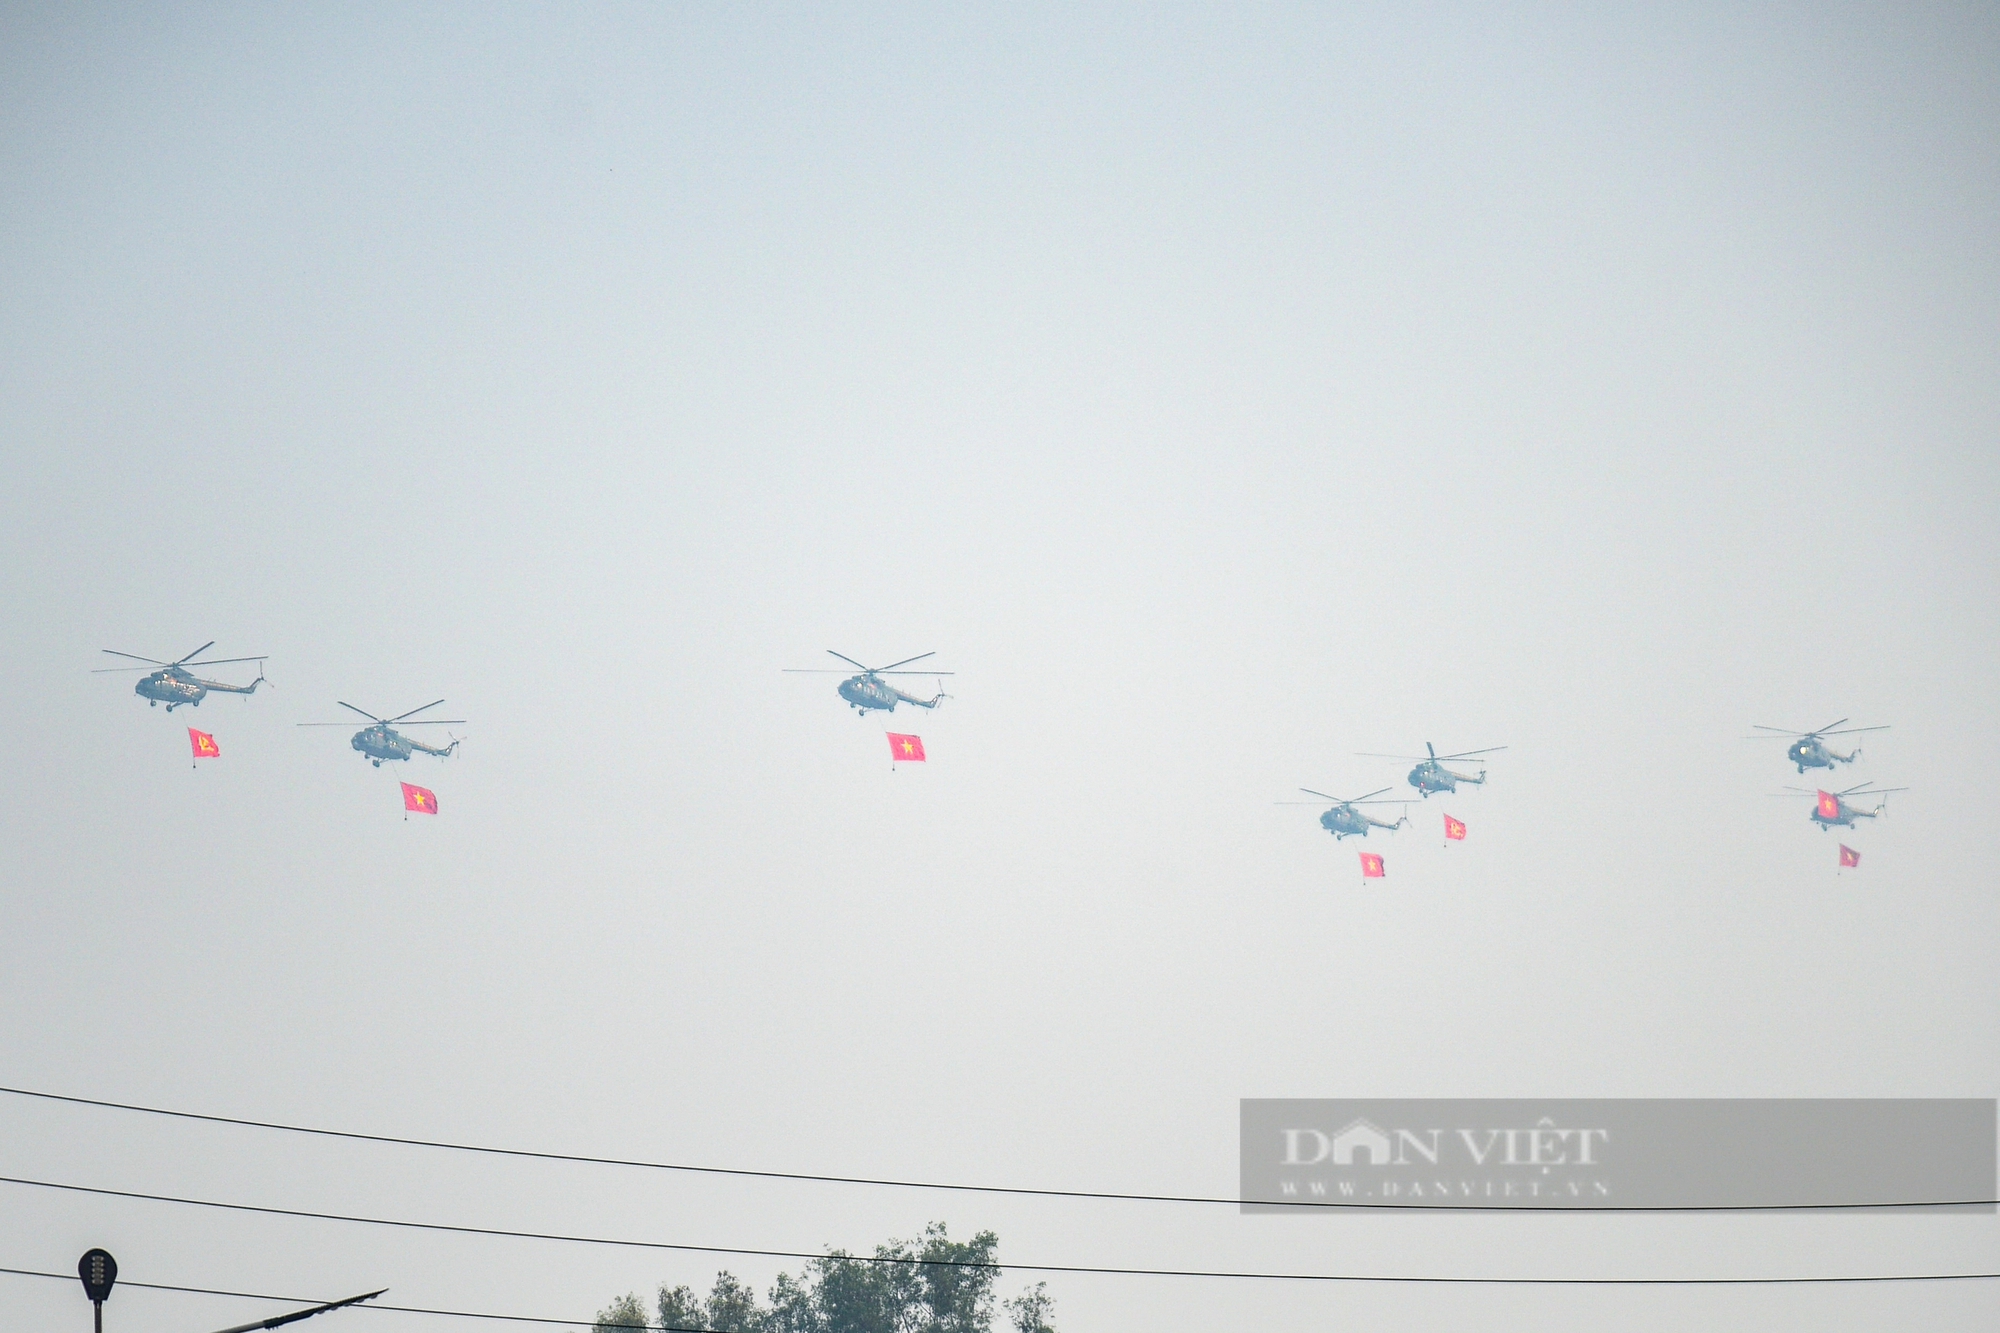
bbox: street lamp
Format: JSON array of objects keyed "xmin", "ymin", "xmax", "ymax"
[
  {"xmin": 77, "ymin": 1250, "xmax": 385, "ymax": 1333},
  {"xmin": 78, "ymin": 1249, "xmax": 116, "ymax": 1333}
]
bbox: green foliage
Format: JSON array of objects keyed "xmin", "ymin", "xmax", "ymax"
[
  {"xmin": 593, "ymin": 1223, "xmax": 1054, "ymax": 1333},
  {"xmin": 1002, "ymin": 1284, "xmax": 1055, "ymax": 1333},
  {"xmin": 594, "ymin": 1292, "xmax": 650, "ymax": 1333}
]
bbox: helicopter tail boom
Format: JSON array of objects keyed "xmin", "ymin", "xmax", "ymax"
[{"xmin": 194, "ymin": 667, "xmax": 266, "ymax": 695}]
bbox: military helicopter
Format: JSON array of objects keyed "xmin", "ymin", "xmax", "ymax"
[
  {"xmin": 784, "ymin": 651, "xmax": 952, "ymax": 715},
  {"xmin": 1355, "ymin": 742, "xmax": 1507, "ymax": 797},
  {"xmin": 1748, "ymin": 719, "xmax": 1888, "ymax": 773},
  {"xmin": 1279, "ymin": 787, "xmax": 1410, "ymax": 840},
  {"xmin": 299, "ymin": 700, "xmax": 463, "ymax": 767},
  {"xmin": 1778, "ymin": 781, "xmax": 1909, "ymax": 830},
  {"xmin": 96, "ymin": 642, "xmax": 267, "ymax": 710}
]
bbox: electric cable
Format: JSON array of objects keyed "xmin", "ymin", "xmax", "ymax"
[
  {"xmin": 1, "ymin": 1085, "xmax": 1992, "ymax": 1214},
  {"xmin": 2, "ymin": 1176, "xmax": 1995, "ymax": 1286}
]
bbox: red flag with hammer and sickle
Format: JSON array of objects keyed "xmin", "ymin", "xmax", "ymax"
[
  {"xmin": 1443, "ymin": 814, "xmax": 1466, "ymax": 841},
  {"xmin": 188, "ymin": 728, "xmax": 219, "ymax": 759},
  {"xmin": 1839, "ymin": 844, "xmax": 1860, "ymax": 869}
]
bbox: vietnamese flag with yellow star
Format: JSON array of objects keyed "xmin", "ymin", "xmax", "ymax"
[
  {"xmin": 1358, "ymin": 851, "xmax": 1385, "ymax": 878},
  {"xmin": 1443, "ymin": 814, "xmax": 1466, "ymax": 841},
  {"xmin": 401, "ymin": 782, "xmax": 439, "ymax": 814},
  {"xmin": 188, "ymin": 728, "xmax": 219, "ymax": 759},
  {"xmin": 1816, "ymin": 790, "xmax": 1840, "ymax": 821},
  {"xmin": 1839, "ymin": 844, "xmax": 1860, "ymax": 869},
  {"xmin": 886, "ymin": 732, "xmax": 926, "ymax": 762}
]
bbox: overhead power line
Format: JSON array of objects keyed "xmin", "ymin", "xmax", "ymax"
[
  {"xmin": 3, "ymin": 1085, "xmax": 1993, "ymax": 1215},
  {"xmin": 3, "ymin": 1175, "xmax": 1996, "ymax": 1287}
]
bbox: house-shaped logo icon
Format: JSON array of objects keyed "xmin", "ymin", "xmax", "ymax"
[{"xmin": 1330, "ymin": 1118, "xmax": 1394, "ymax": 1165}]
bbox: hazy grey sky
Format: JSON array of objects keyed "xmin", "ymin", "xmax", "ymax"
[{"xmin": 3, "ymin": 3, "xmax": 1997, "ymax": 1330}]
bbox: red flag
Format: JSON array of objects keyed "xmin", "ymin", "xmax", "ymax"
[
  {"xmin": 188, "ymin": 728, "xmax": 219, "ymax": 759},
  {"xmin": 1358, "ymin": 851, "xmax": 1385, "ymax": 879},
  {"xmin": 1815, "ymin": 790, "xmax": 1840, "ymax": 821},
  {"xmin": 1839, "ymin": 844, "xmax": 1860, "ymax": 869},
  {"xmin": 886, "ymin": 732, "xmax": 926, "ymax": 762},
  {"xmin": 1443, "ymin": 814, "xmax": 1466, "ymax": 841},
  {"xmin": 401, "ymin": 782, "xmax": 439, "ymax": 815}
]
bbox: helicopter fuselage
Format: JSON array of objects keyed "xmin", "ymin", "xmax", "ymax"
[
  {"xmin": 838, "ymin": 674, "xmax": 942, "ymax": 714},
  {"xmin": 1810, "ymin": 800, "xmax": 1879, "ymax": 830},
  {"xmin": 350, "ymin": 725, "xmax": 456, "ymax": 767},
  {"xmin": 1320, "ymin": 806, "xmax": 1404, "ymax": 839},
  {"xmin": 1409, "ymin": 762, "xmax": 1482, "ymax": 796},
  {"xmin": 136, "ymin": 670, "xmax": 205, "ymax": 709},
  {"xmin": 1789, "ymin": 739, "xmax": 1859, "ymax": 773}
]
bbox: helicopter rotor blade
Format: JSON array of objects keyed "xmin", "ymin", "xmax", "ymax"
[
  {"xmin": 1350, "ymin": 787, "xmax": 1394, "ymax": 803},
  {"xmin": 173, "ymin": 641, "xmax": 218, "ymax": 665},
  {"xmin": 1298, "ymin": 788, "xmax": 1342, "ymax": 802},
  {"xmin": 337, "ymin": 701, "xmax": 385, "ymax": 722},
  {"xmin": 874, "ymin": 652, "xmax": 937, "ymax": 672},
  {"xmin": 392, "ymin": 719, "xmax": 465, "ymax": 726},
  {"xmin": 387, "ymin": 699, "xmax": 448, "ymax": 723},
  {"xmin": 1433, "ymin": 746, "xmax": 1507, "ymax": 760},
  {"xmin": 1354, "ymin": 752, "xmax": 1427, "ymax": 761},
  {"xmin": 1749, "ymin": 725, "xmax": 1808, "ymax": 737},
  {"xmin": 1810, "ymin": 718, "xmax": 1851, "ymax": 738},
  {"xmin": 1818, "ymin": 724, "xmax": 1890, "ymax": 737},
  {"xmin": 100, "ymin": 649, "xmax": 169, "ymax": 665},
  {"xmin": 182, "ymin": 655, "xmax": 268, "ymax": 668},
  {"xmin": 876, "ymin": 670, "xmax": 955, "ymax": 676},
  {"xmin": 825, "ymin": 650, "xmax": 874, "ymax": 672}
]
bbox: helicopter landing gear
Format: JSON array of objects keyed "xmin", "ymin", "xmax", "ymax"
[{"xmin": 372, "ymin": 759, "xmax": 381, "ymax": 767}]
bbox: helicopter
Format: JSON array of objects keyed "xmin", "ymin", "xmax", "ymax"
[
  {"xmin": 299, "ymin": 700, "xmax": 464, "ymax": 767},
  {"xmin": 1279, "ymin": 787, "xmax": 1410, "ymax": 840},
  {"xmin": 96, "ymin": 642, "xmax": 267, "ymax": 710},
  {"xmin": 784, "ymin": 651, "xmax": 952, "ymax": 715},
  {"xmin": 1780, "ymin": 781, "xmax": 1909, "ymax": 830},
  {"xmin": 1356, "ymin": 742, "xmax": 1507, "ymax": 797},
  {"xmin": 1748, "ymin": 719, "xmax": 1888, "ymax": 773}
]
